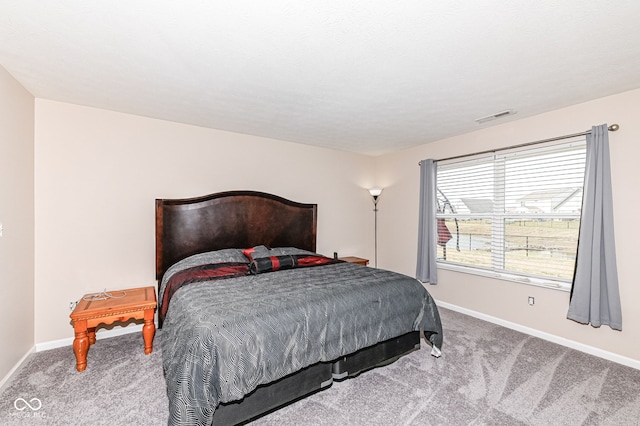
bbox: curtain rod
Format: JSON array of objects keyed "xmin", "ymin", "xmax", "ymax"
[{"xmin": 419, "ymin": 123, "xmax": 619, "ymax": 165}]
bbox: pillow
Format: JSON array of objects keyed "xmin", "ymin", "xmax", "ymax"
[
  {"xmin": 248, "ymin": 255, "xmax": 298, "ymax": 274},
  {"xmin": 161, "ymin": 249, "xmax": 248, "ymax": 286},
  {"xmin": 178, "ymin": 248, "xmax": 248, "ymax": 265},
  {"xmin": 242, "ymin": 245, "xmax": 316, "ymax": 261},
  {"xmin": 248, "ymin": 254, "xmax": 343, "ymax": 274}
]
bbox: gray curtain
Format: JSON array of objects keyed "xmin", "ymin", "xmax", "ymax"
[
  {"xmin": 416, "ymin": 159, "xmax": 438, "ymax": 284},
  {"xmin": 567, "ymin": 124, "xmax": 622, "ymax": 330}
]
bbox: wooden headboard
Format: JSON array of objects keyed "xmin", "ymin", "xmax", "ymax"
[{"xmin": 155, "ymin": 190, "xmax": 317, "ymax": 280}]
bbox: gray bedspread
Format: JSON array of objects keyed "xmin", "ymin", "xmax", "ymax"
[{"xmin": 160, "ymin": 256, "xmax": 442, "ymax": 425}]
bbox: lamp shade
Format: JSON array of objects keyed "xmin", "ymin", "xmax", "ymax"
[{"xmin": 368, "ymin": 188, "xmax": 383, "ymax": 197}]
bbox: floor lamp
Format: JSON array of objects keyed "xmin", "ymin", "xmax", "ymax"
[{"xmin": 368, "ymin": 188, "xmax": 383, "ymax": 267}]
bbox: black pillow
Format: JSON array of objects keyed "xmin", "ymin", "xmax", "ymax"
[{"xmin": 248, "ymin": 255, "xmax": 298, "ymax": 274}]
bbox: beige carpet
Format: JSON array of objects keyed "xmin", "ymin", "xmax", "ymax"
[{"xmin": 1, "ymin": 308, "xmax": 639, "ymax": 425}]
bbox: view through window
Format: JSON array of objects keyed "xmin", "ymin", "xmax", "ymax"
[{"xmin": 435, "ymin": 140, "xmax": 586, "ymax": 288}]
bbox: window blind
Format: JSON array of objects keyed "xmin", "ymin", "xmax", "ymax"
[{"xmin": 435, "ymin": 140, "xmax": 587, "ymax": 286}]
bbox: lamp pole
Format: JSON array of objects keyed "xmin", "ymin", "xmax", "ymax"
[{"xmin": 368, "ymin": 188, "xmax": 383, "ymax": 268}]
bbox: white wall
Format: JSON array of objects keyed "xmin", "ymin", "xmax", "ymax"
[
  {"xmin": 34, "ymin": 100, "xmax": 377, "ymax": 343},
  {"xmin": 0, "ymin": 66, "xmax": 35, "ymax": 381},
  {"xmin": 15, "ymin": 84, "xmax": 640, "ymax": 366},
  {"xmin": 376, "ymin": 88, "xmax": 640, "ymax": 363}
]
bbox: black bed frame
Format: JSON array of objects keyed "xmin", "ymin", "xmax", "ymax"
[{"xmin": 156, "ymin": 190, "xmax": 420, "ymax": 425}]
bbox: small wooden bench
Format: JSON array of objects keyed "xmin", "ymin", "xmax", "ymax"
[{"xmin": 69, "ymin": 286, "xmax": 157, "ymax": 372}]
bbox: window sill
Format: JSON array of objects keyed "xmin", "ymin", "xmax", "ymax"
[{"xmin": 436, "ymin": 262, "xmax": 571, "ymax": 292}]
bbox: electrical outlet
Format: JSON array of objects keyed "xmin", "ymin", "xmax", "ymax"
[
  {"xmin": 69, "ymin": 301, "xmax": 78, "ymax": 311},
  {"xmin": 528, "ymin": 296, "xmax": 535, "ymax": 306}
]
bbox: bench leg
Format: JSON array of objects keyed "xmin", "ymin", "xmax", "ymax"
[
  {"xmin": 88, "ymin": 327, "xmax": 96, "ymax": 345},
  {"xmin": 142, "ymin": 308, "xmax": 155, "ymax": 355},
  {"xmin": 73, "ymin": 320, "xmax": 90, "ymax": 372}
]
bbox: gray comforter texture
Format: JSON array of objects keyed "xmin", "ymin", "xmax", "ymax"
[{"xmin": 159, "ymin": 251, "xmax": 442, "ymax": 425}]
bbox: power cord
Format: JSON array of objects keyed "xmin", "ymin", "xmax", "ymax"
[{"xmin": 82, "ymin": 289, "xmax": 127, "ymax": 301}]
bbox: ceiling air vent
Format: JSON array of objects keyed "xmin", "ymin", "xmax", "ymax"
[{"xmin": 475, "ymin": 109, "xmax": 516, "ymax": 124}]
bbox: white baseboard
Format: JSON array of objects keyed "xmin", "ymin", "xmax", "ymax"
[
  {"xmin": 2, "ymin": 325, "xmax": 147, "ymax": 391},
  {"xmin": 437, "ymin": 300, "xmax": 640, "ymax": 371},
  {"xmin": 0, "ymin": 346, "xmax": 35, "ymax": 391},
  {"xmin": 35, "ymin": 323, "xmax": 145, "ymax": 352}
]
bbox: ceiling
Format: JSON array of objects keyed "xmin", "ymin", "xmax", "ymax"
[{"xmin": 2, "ymin": 1, "xmax": 640, "ymax": 156}]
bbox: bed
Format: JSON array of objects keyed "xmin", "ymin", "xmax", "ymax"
[{"xmin": 156, "ymin": 190, "xmax": 443, "ymax": 425}]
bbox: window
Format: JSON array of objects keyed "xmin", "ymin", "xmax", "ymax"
[{"xmin": 435, "ymin": 140, "xmax": 586, "ymax": 289}]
